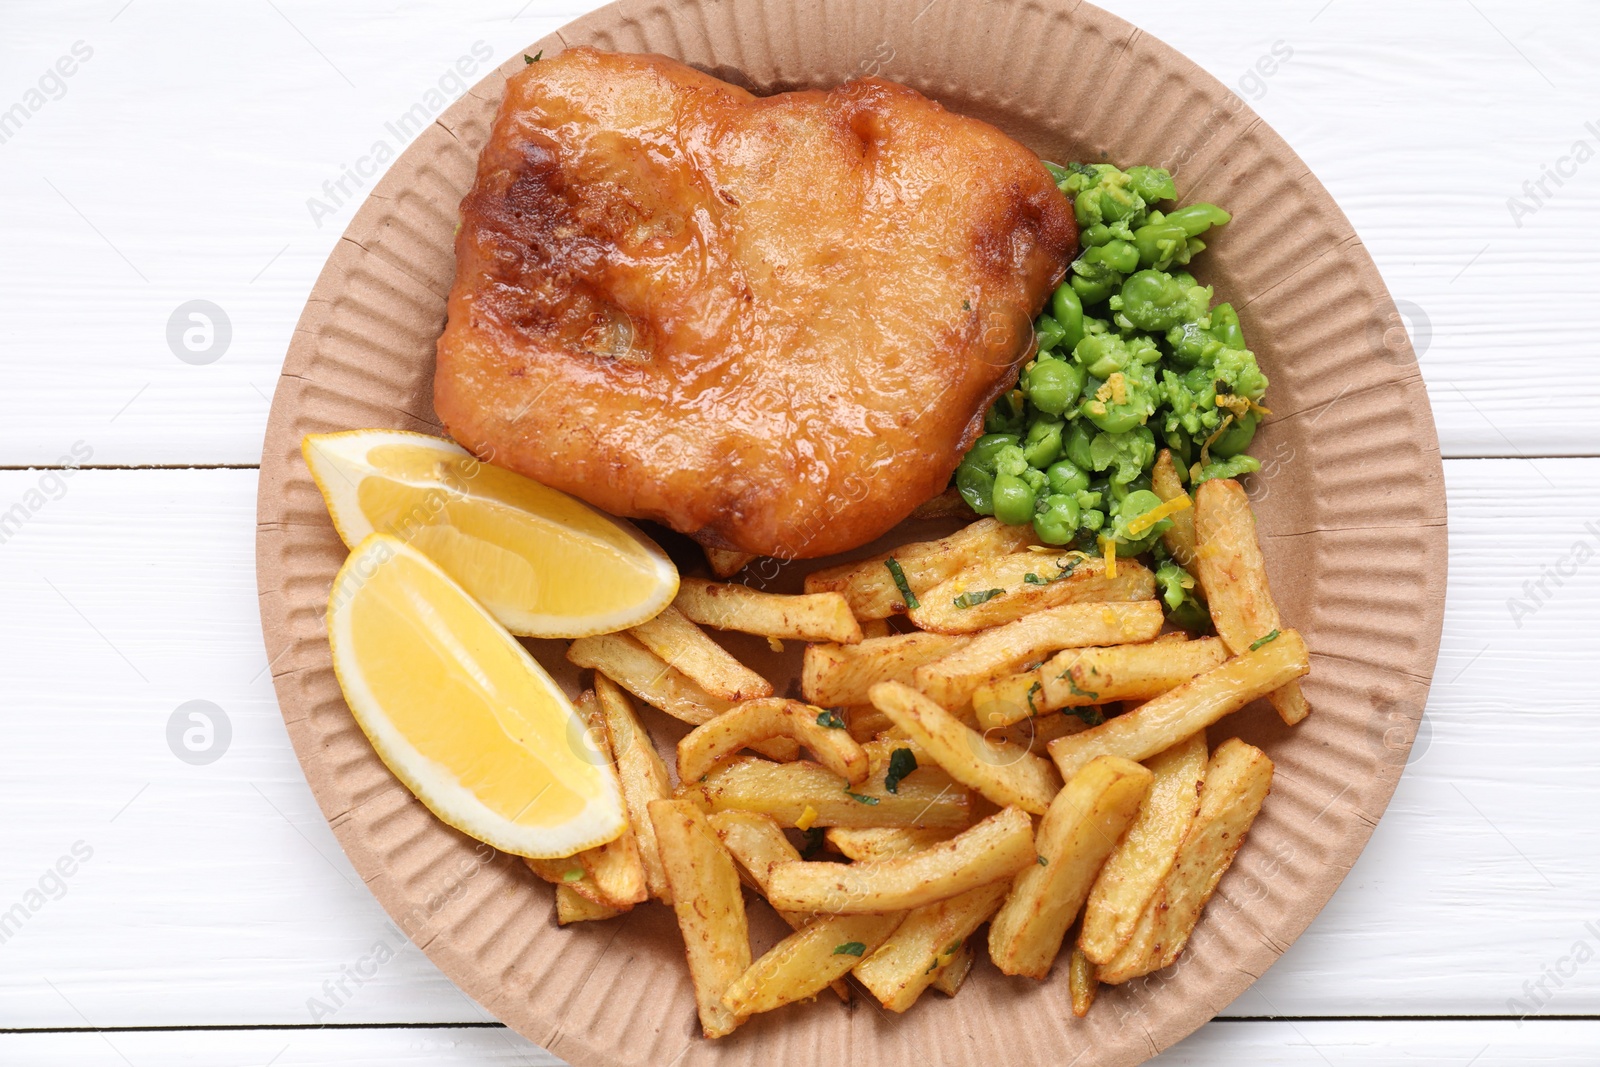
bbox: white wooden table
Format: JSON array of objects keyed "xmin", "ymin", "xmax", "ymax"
[{"xmin": 3, "ymin": 0, "xmax": 1596, "ymax": 1062}]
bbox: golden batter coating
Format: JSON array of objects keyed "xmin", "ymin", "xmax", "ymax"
[{"xmin": 436, "ymin": 48, "xmax": 1074, "ymax": 558}]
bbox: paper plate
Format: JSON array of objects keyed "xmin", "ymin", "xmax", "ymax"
[{"xmin": 255, "ymin": 1, "xmax": 1447, "ymax": 1063}]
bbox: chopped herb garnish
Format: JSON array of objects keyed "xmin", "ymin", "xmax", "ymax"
[
  {"xmin": 843, "ymin": 789, "xmax": 880, "ymax": 805},
  {"xmin": 1249, "ymin": 629, "xmax": 1281, "ymax": 651},
  {"xmin": 962, "ymin": 299, "xmax": 971, "ymax": 311},
  {"xmin": 1024, "ymin": 572, "xmax": 1045, "ymax": 585},
  {"xmin": 1037, "ymin": 854, "xmax": 1049, "ymax": 866},
  {"xmin": 1055, "ymin": 557, "xmax": 1082, "ymax": 580},
  {"xmin": 1026, "ymin": 680, "xmax": 1043, "ymax": 718},
  {"xmin": 1070, "ymin": 706, "xmax": 1106, "ymax": 727},
  {"xmin": 1063, "ymin": 674, "xmax": 1099, "ymax": 701},
  {"xmin": 524, "ymin": 51, "xmax": 542, "ymax": 63},
  {"xmin": 833, "ymin": 941, "xmax": 867, "ymax": 957},
  {"xmin": 799, "ymin": 826, "xmax": 827, "ymax": 858},
  {"xmin": 816, "ymin": 708, "xmax": 847, "ymax": 729},
  {"xmin": 884, "ymin": 747, "xmax": 918, "ymax": 794},
  {"xmin": 953, "ymin": 588, "xmax": 1004, "ymax": 609},
  {"xmin": 885, "ymin": 558, "xmax": 920, "ymax": 610}
]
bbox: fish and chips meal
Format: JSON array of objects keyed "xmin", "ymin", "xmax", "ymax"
[{"xmin": 303, "ymin": 47, "xmax": 1313, "ymax": 1038}]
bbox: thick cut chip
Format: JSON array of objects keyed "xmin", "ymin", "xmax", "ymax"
[
  {"xmin": 1095, "ymin": 739, "xmax": 1275, "ymax": 984},
  {"xmin": 1048, "ymin": 631, "xmax": 1309, "ymax": 781},
  {"xmin": 1079, "ymin": 732, "xmax": 1208, "ymax": 965},
  {"xmin": 987, "ymin": 756, "xmax": 1151, "ymax": 978},
  {"xmin": 1193, "ymin": 478, "xmax": 1311, "ymax": 725},
  {"xmin": 436, "ymin": 48, "xmax": 1076, "ymax": 558},
  {"xmin": 649, "ymin": 800, "xmax": 751, "ymax": 1038}
]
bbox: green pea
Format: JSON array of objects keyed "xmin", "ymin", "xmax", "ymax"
[
  {"xmin": 955, "ymin": 462, "xmax": 996, "ymax": 515},
  {"xmin": 1083, "ymin": 402, "xmax": 1144, "ymax": 435},
  {"xmin": 992, "ymin": 472, "xmax": 1038, "ymax": 526},
  {"xmin": 1034, "ymin": 313, "xmax": 1067, "ymax": 352},
  {"xmin": 1046, "ymin": 459, "xmax": 1089, "ymax": 497},
  {"xmin": 1209, "ymin": 410, "xmax": 1259, "ymax": 458},
  {"xmin": 1164, "ymin": 203, "xmax": 1231, "ymax": 238},
  {"xmin": 1079, "ymin": 508, "xmax": 1105, "ymax": 533},
  {"xmin": 1119, "ymin": 489, "xmax": 1165, "ymax": 522},
  {"xmin": 993, "ymin": 443, "xmax": 1030, "ymax": 478},
  {"xmin": 1125, "ymin": 165, "xmax": 1176, "ymax": 203},
  {"xmin": 1069, "ymin": 246, "xmax": 1126, "ymax": 304},
  {"xmin": 1209, "ymin": 302, "xmax": 1245, "ymax": 349},
  {"xmin": 1023, "ymin": 358, "xmax": 1085, "ymax": 416},
  {"xmin": 1051, "ymin": 285, "xmax": 1085, "ymax": 351},
  {"xmin": 1101, "ymin": 240, "xmax": 1140, "ymax": 274},
  {"xmin": 1119, "ymin": 270, "xmax": 1205, "ymax": 332},
  {"xmin": 1080, "ymin": 223, "xmax": 1117, "ymax": 248},
  {"xmin": 1070, "ymin": 271, "xmax": 1119, "ymax": 305},
  {"xmin": 963, "ymin": 433, "xmax": 1019, "ymax": 473},
  {"xmin": 1023, "ymin": 418, "xmax": 1064, "ymax": 468},
  {"xmin": 1032, "ymin": 494, "xmax": 1081, "ymax": 545},
  {"xmin": 1064, "ymin": 421, "xmax": 1095, "ymax": 470}
]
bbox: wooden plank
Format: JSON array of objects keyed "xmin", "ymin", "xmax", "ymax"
[
  {"xmin": 0, "ymin": 0, "xmax": 1595, "ymax": 465},
  {"xmin": 0, "ymin": 460, "xmax": 1596, "ymax": 1028},
  {"xmin": 2, "ymin": 1019, "xmax": 1598, "ymax": 1065}
]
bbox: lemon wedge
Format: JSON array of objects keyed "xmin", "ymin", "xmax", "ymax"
[
  {"xmin": 303, "ymin": 429, "xmax": 677, "ymax": 638},
  {"xmin": 328, "ymin": 534, "xmax": 626, "ymax": 857}
]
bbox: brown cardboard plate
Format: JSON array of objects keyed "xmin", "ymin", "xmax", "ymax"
[{"xmin": 254, "ymin": 0, "xmax": 1447, "ymax": 1063}]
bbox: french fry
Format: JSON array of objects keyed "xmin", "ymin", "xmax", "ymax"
[
  {"xmin": 571, "ymin": 689, "xmax": 648, "ymax": 907},
  {"xmin": 1068, "ymin": 944, "xmax": 1098, "ymax": 1016},
  {"xmin": 568, "ymin": 632, "xmax": 733, "ymax": 725},
  {"xmin": 987, "ymin": 756, "xmax": 1152, "ymax": 978},
  {"xmin": 708, "ymin": 810, "xmax": 850, "ymax": 1001},
  {"xmin": 803, "ymin": 518, "xmax": 1037, "ymax": 618},
  {"xmin": 801, "ymin": 631, "xmax": 970, "ymax": 707},
  {"xmin": 999, "ymin": 710, "xmax": 1092, "ymax": 753},
  {"xmin": 1151, "ymin": 449, "xmax": 1197, "ymax": 574},
  {"xmin": 722, "ymin": 911, "xmax": 904, "ymax": 1015},
  {"xmin": 629, "ymin": 605, "xmax": 774, "ymax": 702},
  {"xmin": 525, "ymin": 857, "xmax": 614, "ymax": 908},
  {"xmin": 1048, "ymin": 630, "xmax": 1309, "ymax": 781},
  {"xmin": 1096, "ymin": 739, "xmax": 1274, "ymax": 984},
  {"xmin": 1079, "ymin": 731, "xmax": 1208, "ymax": 965},
  {"xmin": 853, "ymin": 880, "xmax": 1010, "ymax": 1012},
  {"xmin": 858, "ymin": 618, "xmax": 894, "ymax": 640},
  {"xmin": 682, "ymin": 755, "xmax": 971, "ymax": 830},
  {"xmin": 975, "ymin": 637, "xmax": 1229, "ymax": 729},
  {"xmin": 1193, "ymin": 478, "xmax": 1310, "ymax": 725},
  {"xmin": 824, "ymin": 826, "xmax": 958, "ymax": 862},
  {"xmin": 869, "ymin": 681, "xmax": 1062, "ymax": 815},
  {"xmin": 593, "ymin": 674, "xmax": 675, "ymax": 904},
  {"xmin": 677, "ymin": 699, "xmax": 870, "ymax": 785},
  {"xmin": 556, "ymin": 883, "xmax": 626, "ymax": 924},
  {"xmin": 908, "ymin": 486, "xmax": 975, "ymax": 520},
  {"xmin": 914, "ymin": 600, "xmax": 1166, "ymax": 709},
  {"xmin": 846, "ymin": 704, "xmax": 895, "ymax": 742},
  {"xmin": 766, "ymin": 806, "xmax": 1035, "ymax": 913},
  {"xmin": 932, "ymin": 941, "xmax": 974, "ymax": 996},
  {"xmin": 907, "ymin": 552, "xmax": 1156, "ymax": 633},
  {"xmin": 570, "ymin": 634, "xmax": 798, "ymax": 760},
  {"xmin": 703, "ymin": 544, "xmax": 756, "ymax": 579},
  {"xmin": 648, "ymin": 799, "xmax": 751, "ymax": 1038},
  {"xmin": 675, "ymin": 578, "xmax": 863, "ymax": 644}
]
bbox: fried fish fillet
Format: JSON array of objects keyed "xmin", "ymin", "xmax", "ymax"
[{"xmin": 436, "ymin": 48, "xmax": 1075, "ymax": 558}]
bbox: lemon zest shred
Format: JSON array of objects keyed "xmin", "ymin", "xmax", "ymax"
[
  {"xmin": 1101, "ymin": 536, "xmax": 1118, "ymax": 580},
  {"xmin": 1126, "ymin": 494, "xmax": 1193, "ymax": 537}
]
